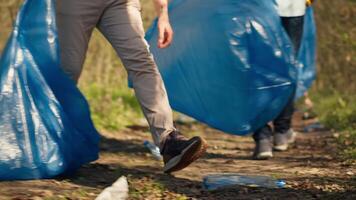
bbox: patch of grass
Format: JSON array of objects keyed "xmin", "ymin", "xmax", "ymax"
[
  {"xmin": 337, "ymin": 129, "xmax": 356, "ymax": 161},
  {"xmin": 129, "ymin": 179, "xmax": 165, "ymax": 199},
  {"xmin": 311, "ymin": 91, "xmax": 356, "ymax": 131},
  {"xmin": 128, "ymin": 177, "xmax": 189, "ymax": 200},
  {"xmin": 311, "ymin": 90, "xmax": 356, "ymax": 161}
]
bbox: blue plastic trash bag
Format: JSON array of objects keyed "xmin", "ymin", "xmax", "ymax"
[
  {"xmin": 0, "ymin": 0, "xmax": 100, "ymax": 180},
  {"xmin": 145, "ymin": 0, "xmax": 299, "ymax": 135},
  {"xmin": 296, "ymin": 7, "xmax": 317, "ymax": 99}
]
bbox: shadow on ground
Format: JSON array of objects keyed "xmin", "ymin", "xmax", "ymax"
[
  {"xmin": 68, "ymin": 162, "xmax": 355, "ymax": 200},
  {"xmin": 64, "ymin": 135, "xmax": 355, "ymax": 200}
]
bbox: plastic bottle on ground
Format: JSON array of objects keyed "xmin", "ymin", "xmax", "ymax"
[
  {"xmin": 144, "ymin": 140, "xmax": 162, "ymax": 160},
  {"xmin": 203, "ymin": 174, "xmax": 286, "ymax": 190},
  {"xmin": 303, "ymin": 122, "xmax": 325, "ymax": 132}
]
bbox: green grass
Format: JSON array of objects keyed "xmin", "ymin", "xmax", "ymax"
[
  {"xmin": 310, "ymin": 90, "xmax": 356, "ymax": 161},
  {"xmin": 311, "ymin": 91, "xmax": 356, "ymax": 131},
  {"xmin": 128, "ymin": 178, "xmax": 189, "ymax": 200},
  {"xmin": 337, "ymin": 129, "xmax": 356, "ymax": 161}
]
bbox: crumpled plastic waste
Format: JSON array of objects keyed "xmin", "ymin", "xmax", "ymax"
[{"xmin": 96, "ymin": 176, "xmax": 129, "ymax": 200}]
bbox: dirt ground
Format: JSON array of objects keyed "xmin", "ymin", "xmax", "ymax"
[{"xmin": 0, "ymin": 112, "xmax": 355, "ymax": 200}]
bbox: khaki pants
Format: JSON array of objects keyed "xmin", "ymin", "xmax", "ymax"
[{"xmin": 56, "ymin": 0, "xmax": 175, "ymax": 146}]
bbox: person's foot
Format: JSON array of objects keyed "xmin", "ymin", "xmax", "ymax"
[
  {"xmin": 273, "ymin": 129, "xmax": 297, "ymax": 151},
  {"xmin": 253, "ymin": 138, "xmax": 273, "ymax": 160},
  {"xmin": 161, "ymin": 131, "xmax": 207, "ymax": 174}
]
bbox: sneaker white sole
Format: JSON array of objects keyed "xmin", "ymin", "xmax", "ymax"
[
  {"xmin": 273, "ymin": 144, "xmax": 289, "ymax": 151},
  {"xmin": 163, "ymin": 141, "xmax": 197, "ymax": 173},
  {"xmin": 287, "ymin": 131, "xmax": 298, "ymax": 144},
  {"xmin": 165, "ymin": 138, "xmax": 207, "ymax": 173},
  {"xmin": 163, "ymin": 137, "xmax": 207, "ymax": 173},
  {"xmin": 274, "ymin": 130, "xmax": 297, "ymax": 151},
  {"xmin": 255, "ymin": 151, "xmax": 273, "ymax": 160}
]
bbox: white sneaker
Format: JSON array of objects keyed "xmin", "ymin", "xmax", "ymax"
[
  {"xmin": 273, "ymin": 129, "xmax": 297, "ymax": 151},
  {"xmin": 253, "ymin": 139, "xmax": 273, "ymax": 160}
]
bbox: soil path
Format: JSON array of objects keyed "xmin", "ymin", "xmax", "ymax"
[{"xmin": 0, "ymin": 112, "xmax": 355, "ymax": 200}]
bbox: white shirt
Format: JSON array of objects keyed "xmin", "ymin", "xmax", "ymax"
[{"xmin": 276, "ymin": 0, "xmax": 306, "ymax": 17}]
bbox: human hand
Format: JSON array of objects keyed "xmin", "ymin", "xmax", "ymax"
[{"xmin": 157, "ymin": 14, "xmax": 173, "ymax": 48}]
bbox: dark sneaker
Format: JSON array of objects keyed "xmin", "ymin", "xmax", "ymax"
[
  {"xmin": 253, "ymin": 138, "xmax": 273, "ymax": 160},
  {"xmin": 161, "ymin": 131, "xmax": 207, "ymax": 174},
  {"xmin": 273, "ymin": 129, "xmax": 297, "ymax": 151}
]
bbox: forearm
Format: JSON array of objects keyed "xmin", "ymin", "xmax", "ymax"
[
  {"xmin": 153, "ymin": 0, "xmax": 173, "ymax": 48},
  {"xmin": 153, "ymin": 0, "xmax": 169, "ymax": 18}
]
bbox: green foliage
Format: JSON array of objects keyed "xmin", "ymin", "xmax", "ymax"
[
  {"xmin": 337, "ymin": 129, "xmax": 356, "ymax": 160},
  {"xmin": 312, "ymin": 91, "xmax": 356, "ymax": 131},
  {"xmin": 311, "ymin": 90, "xmax": 356, "ymax": 161}
]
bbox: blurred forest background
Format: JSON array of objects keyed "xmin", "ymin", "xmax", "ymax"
[{"xmin": 0, "ymin": 0, "xmax": 355, "ymax": 160}]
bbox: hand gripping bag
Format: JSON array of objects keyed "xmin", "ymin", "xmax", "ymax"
[
  {"xmin": 0, "ymin": 0, "xmax": 100, "ymax": 180},
  {"xmin": 145, "ymin": 0, "xmax": 299, "ymax": 135}
]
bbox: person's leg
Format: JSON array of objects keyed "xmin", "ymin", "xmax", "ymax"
[
  {"xmin": 97, "ymin": 0, "xmax": 174, "ymax": 146},
  {"xmin": 253, "ymin": 125, "xmax": 273, "ymax": 141},
  {"xmin": 97, "ymin": 0, "xmax": 207, "ymax": 173},
  {"xmin": 273, "ymin": 93, "xmax": 297, "ymax": 151},
  {"xmin": 252, "ymin": 16, "xmax": 304, "ymax": 156},
  {"xmin": 273, "ymin": 92, "xmax": 295, "ymax": 134},
  {"xmin": 281, "ymin": 16, "xmax": 305, "ymax": 54},
  {"xmin": 273, "ymin": 16, "xmax": 304, "ymax": 151},
  {"xmin": 56, "ymin": 0, "xmax": 105, "ymax": 83},
  {"xmin": 253, "ymin": 125, "xmax": 273, "ymax": 159}
]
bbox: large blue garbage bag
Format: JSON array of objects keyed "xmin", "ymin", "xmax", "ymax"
[
  {"xmin": 146, "ymin": 0, "xmax": 299, "ymax": 135},
  {"xmin": 0, "ymin": 0, "xmax": 100, "ymax": 180},
  {"xmin": 296, "ymin": 7, "xmax": 317, "ymax": 99}
]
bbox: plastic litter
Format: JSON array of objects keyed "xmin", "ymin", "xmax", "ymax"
[
  {"xmin": 203, "ymin": 174, "xmax": 286, "ymax": 190},
  {"xmin": 96, "ymin": 176, "xmax": 129, "ymax": 200},
  {"xmin": 144, "ymin": 140, "xmax": 162, "ymax": 160},
  {"xmin": 0, "ymin": 0, "xmax": 100, "ymax": 180},
  {"xmin": 145, "ymin": 0, "xmax": 316, "ymax": 135},
  {"xmin": 303, "ymin": 122, "xmax": 325, "ymax": 133}
]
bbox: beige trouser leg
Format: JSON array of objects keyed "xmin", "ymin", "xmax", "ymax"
[{"xmin": 56, "ymin": 0, "xmax": 175, "ymax": 146}]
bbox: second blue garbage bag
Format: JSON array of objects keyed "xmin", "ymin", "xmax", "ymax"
[
  {"xmin": 296, "ymin": 7, "xmax": 317, "ymax": 99},
  {"xmin": 0, "ymin": 0, "xmax": 100, "ymax": 180},
  {"xmin": 146, "ymin": 0, "xmax": 306, "ymax": 135}
]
